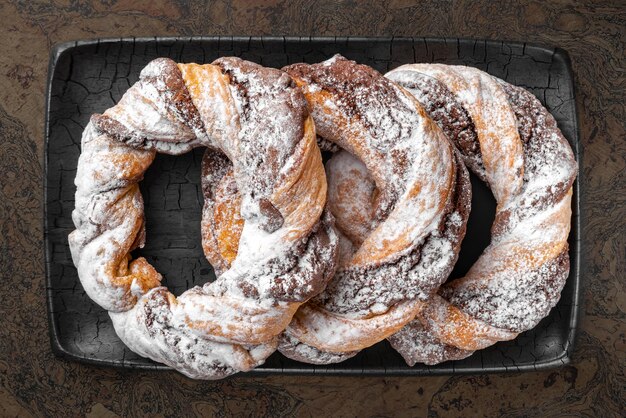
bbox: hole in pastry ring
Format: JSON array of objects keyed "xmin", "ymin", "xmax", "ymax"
[
  {"xmin": 68, "ymin": 57, "xmax": 338, "ymax": 379},
  {"xmin": 200, "ymin": 55, "xmax": 471, "ymax": 362},
  {"xmin": 385, "ymin": 64, "xmax": 578, "ymax": 364}
]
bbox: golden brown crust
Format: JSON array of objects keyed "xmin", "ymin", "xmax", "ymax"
[
  {"xmin": 198, "ymin": 55, "xmax": 469, "ymax": 362},
  {"xmin": 69, "ymin": 57, "xmax": 338, "ymax": 379},
  {"xmin": 386, "ymin": 64, "xmax": 577, "ymax": 361},
  {"xmin": 200, "ymin": 151, "xmax": 243, "ymax": 276}
]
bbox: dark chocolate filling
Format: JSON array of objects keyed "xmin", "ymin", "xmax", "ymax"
[
  {"xmin": 92, "ymin": 57, "xmax": 206, "ymax": 154},
  {"xmin": 491, "ymin": 81, "xmax": 578, "ymax": 239},
  {"xmin": 438, "ymin": 77, "xmax": 577, "ymax": 332},
  {"xmin": 392, "ymin": 71, "xmax": 486, "ymax": 181},
  {"xmin": 287, "ymin": 56, "xmax": 416, "ymax": 147},
  {"xmin": 387, "ymin": 317, "xmax": 474, "ymax": 366},
  {"xmin": 314, "ymin": 150, "xmax": 471, "ymax": 314},
  {"xmin": 200, "ymin": 149, "xmax": 339, "ymax": 303},
  {"xmin": 140, "ymin": 288, "xmax": 238, "ymax": 380},
  {"xmin": 277, "ymin": 331, "xmax": 358, "ymax": 364}
]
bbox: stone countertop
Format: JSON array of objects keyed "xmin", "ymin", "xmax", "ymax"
[{"xmin": 0, "ymin": 1, "xmax": 623, "ymax": 416}]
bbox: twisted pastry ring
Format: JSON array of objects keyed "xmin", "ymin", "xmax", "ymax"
[
  {"xmin": 199, "ymin": 56, "xmax": 471, "ymax": 363},
  {"xmin": 69, "ymin": 57, "xmax": 338, "ymax": 379},
  {"xmin": 386, "ymin": 64, "xmax": 577, "ymax": 364}
]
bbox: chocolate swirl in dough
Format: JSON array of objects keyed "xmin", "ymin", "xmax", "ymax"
[
  {"xmin": 197, "ymin": 55, "xmax": 471, "ymax": 363},
  {"xmin": 386, "ymin": 64, "xmax": 577, "ymax": 365},
  {"xmin": 69, "ymin": 57, "xmax": 338, "ymax": 379}
]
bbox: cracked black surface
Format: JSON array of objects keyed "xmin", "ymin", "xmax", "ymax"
[{"xmin": 45, "ymin": 37, "xmax": 580, "ymax": 375}]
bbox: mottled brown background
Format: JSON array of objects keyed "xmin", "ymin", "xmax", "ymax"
[{"xmin": 0, "ymin": 1, "xmax": 624, "ymax": 417}]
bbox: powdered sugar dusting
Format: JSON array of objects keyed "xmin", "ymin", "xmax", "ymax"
[
  {"xmin": 69, "ymin": 123, "xmax": 159, "ymax": 312},
  {"xmin": 276, "ymin": 57, "xmax": 471, "ymax": 360},
  {"xmin": 198, "ymin": 153, "xmax": 339, "ymax": 304},
  {"xmin": 389, "ymin": 64, "xmax": 524, "ymax": 205},
  {"xmin": 278, "ymin": 331, "xmax": 358, "ymax": 364},
  {"xmin": 284, "ymin": 56, "xmax": 463, "ymax": 320},
  {"xmin": 70, "ymin": 57, "xmax": 335, "ymax": 379},
  {"xmin": 383, "ymin": 64, "xmax": 577, "ymax": 362},
  {"xmin": 388, "ymin": 318, "xmax": 474, "ymax": 366},
  {"xmin": 313, "ymin": 149, "xmax": 470, "ymax": 319},
  {"xmin": 110, "ymin": 288, "xmax": 277, "ymax": 380},
  {"xmin": 386, "ymin": 70, "xmax": 486, "ymax": 180},
  {"xmin": 325, "ymin": 150, "xmax": 376, "ymax": 245}
]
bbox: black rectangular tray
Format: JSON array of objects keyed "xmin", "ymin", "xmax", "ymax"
[{"xmin": 45, "ymin": 37, "xmax": 582, "ymax": 375}]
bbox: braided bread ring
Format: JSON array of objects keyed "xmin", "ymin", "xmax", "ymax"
[
  {"xmin": 195, "ymin": 145, "xmax": 466, "ymax": 365},
  {"xmin": 198, "ymin": 56, "xmax": 470, "ymax": 362},
  {"xmin": 69, "ymin": 57, "xmax": 337, "ymax": 379},
  {"xmin": 278, "ymin": 57, "xmax": 472, "ymax": 358},
  {"xmin": 386, "ymin": 64, "xmax": 577, "ymax": 364}
]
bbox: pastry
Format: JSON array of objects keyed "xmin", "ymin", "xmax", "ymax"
[
  {"xmin": 69, "ymin": 53, "xmax": 578, "ymax": 375},
  {"xmin": 199, "ymin": 55, "xmax": 471, "ymax": 363},
  {"xmin": 386, "ymin": 64, "xmax": 578, "ymax": 364},
  {"xmin": 68, "ymin": 57, "xmax": 338, "ymax": 379}
]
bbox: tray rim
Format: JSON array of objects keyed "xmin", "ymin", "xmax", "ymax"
[{"xmin": 44, "ymin": 36, "xmax": 583, "ymax": 377}]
